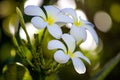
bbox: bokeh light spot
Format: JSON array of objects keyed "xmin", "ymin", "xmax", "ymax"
[
  {"xmin": 2, "ymin": 14, "xmax": 18, "ymax": 36},
  {"xmin": 57, "ymin": 0, "xmax": 76, "ymax": 9},
  {"xmin": 110, "ymin": 3, "xmax": 120, "ymax": 22},
  {"xmin": 94, "ymin": 11, "xmax": 112, "ymax": 32},
  {"xmin": 0, "ymin": 1, "xmax": 14, "ymax": 18},
  {"xmin": 24, "ymin": 0, "xmax": 43, "ymax": 8},
  {"xmin": 10, "ymin": 48, "xmax": 16, "ymax": 57}
]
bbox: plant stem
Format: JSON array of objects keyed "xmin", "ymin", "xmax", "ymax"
[
  {"xmin": 12, "ymin": 36, "xmax": 35, "ymax": 68},
  {"xmin": 16, "ymin": 7, "xmax": 40, "ymax": 70},
  {"xmin": 16, "ymin": 7, "xmax": 32, "ymax": 47}
]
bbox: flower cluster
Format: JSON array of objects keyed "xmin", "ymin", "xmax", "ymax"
[
  {"xmin": 24, "ymin": 5, "xmax": 72, "ymax": 39},
  {"xmin": 24, "ymin": 5, "xmax": 98, "ymax": 74}
]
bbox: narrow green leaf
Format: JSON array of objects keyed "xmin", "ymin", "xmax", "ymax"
[{"xmin": 90, "ymin": 53, "xmax": 120, "ymax": 80}]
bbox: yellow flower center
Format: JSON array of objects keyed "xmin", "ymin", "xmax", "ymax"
[
  {"xmin": 68, "ymin": 50, "xmax": 74, "ymax": 58},
  {"xmin": 74, "ymin": 21, "xmax": 82, "ymax": 27},
  {"xmin": 47, "ymin": 16, "xmax": 55, "ymax": 25}
]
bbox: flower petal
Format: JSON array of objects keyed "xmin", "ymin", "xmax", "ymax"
[
  {"xmin": 79, "ymin": 17, "xmax": 94, "ymax": 28},
  {"xmin": 31, "ymin": 17, "xmax": 47, "ymax": 29},
  {"xmin": 61, "ymin": 8, "xmax": 77, "ymax": 20},
  {"xmin": 54, "ymin": 50, "xmax": 70, "ymax": 63},
  {"xmin": 62, "ymin": 34, "xmax": 75, "ymax": 52},
  {"xmin": 55, "ymin": 22, "xmax": 66, "ymax": 27},
  {"xmin": 70, "ymin": 26, "xmax": 87, "ymax": 43},
  {"xmin": 72, "ymin": 57, "xmax": 86, "ymax": 74},
  {"xmin": 44, "ymin": 5, "xmax": 60, "ymax": 17},
  {"xmin": 85, "ymin": 26, "xmax": 98, "ymax": 44},
  {"xmin": 48, "ymin": 40, "xmax": 67, "ymax": 52},
  {"xmin": 47, "ymin": 24, "xmax": 62, "ymax": 39},
  {"xmin": 55, "ymin": 14, "xmax": 73, "ymax": 23},
  {"xmin": 24, "ymin": 5, "xmax": 46, "ymax": 18},
  {"xmin": 74, "ymin": 51, "xmax": 91, "ymax": 64}
]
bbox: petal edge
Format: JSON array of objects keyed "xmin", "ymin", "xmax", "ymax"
[
  {"xmin": 72, "ymin": 58, "xmax": 86, "ymax": 74},
  {"xmin": 54, "ymin": 50, "xmax": 70, "ymax": 63}
]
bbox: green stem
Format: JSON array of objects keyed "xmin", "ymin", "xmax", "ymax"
[
  {"xmin": 39, "ymin": 28, "xmax": 47, "ymax": 47},
  {"xmin": 16, "ymin": 7, "xmax": 40, "ymax": 70},
  {"xmin": 16, "ymin": 7, "xmax": 31, "ymax": 46},
  {"xmin": 33, "ymin": 28, "xmax": 47, "ymax": 71},
  {"xmin": 39, "ymin": 28, "xmax": 47, "ymax": 65},
  {"xmin": 12, "ymin": 36, "xmax": 35, "ymax": 68}
]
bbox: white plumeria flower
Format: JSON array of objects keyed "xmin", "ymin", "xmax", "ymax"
[
  {"xmin": 48, "ymin": 34, "xmax": 90, "ymax": 74},
  {"xmin": 61, "ymin": 8, "xmax": 98, "ymax": 45},
  {"xmin": 24, "ymin": 5, "xmax": 72, "ymax": 39}
]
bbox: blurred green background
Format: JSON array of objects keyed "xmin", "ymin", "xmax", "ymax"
[{"xmin": 0, "ymin": 0, "xmax": 120, "ymax": 80}]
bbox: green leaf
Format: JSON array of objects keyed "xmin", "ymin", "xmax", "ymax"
[
  {"xmin": 2, "ymin": 62, "xmax": 32, "ymax": 80},
  {"xmin": 90, "ymin": 53, "xmax": 120, "ymax": 80}
]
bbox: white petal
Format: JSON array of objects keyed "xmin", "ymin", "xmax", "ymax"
[
  {"xmin": 70, "ymin": 26, "xmax": 87, "ymax": 42},
  {"xmin": 48, "ymin": 40, "xmax": 67, "ymax": 52},
  {"xmin": 55, "ymin": 14, "xmax": 73, "ymax": 23},
  {"xmin": 44, "ymin": 5, "xmax": 60, "ymax": 17},
  {"xmin": 61, "ymin": 8, "xmax": 77, "ymax": 20},
  {"xmin": 24, "ymin": 5, "xmax": 46, "ymax": 18},
  {"xmin": 85, "ymin": 26, "xmax": 98, "ymax": 44},
  {"xmin": 55, "ymin": 22, "xmax": 66, "ymax": 27},
  {"xmin": 62, "ymin": 34, "xmax": 75, "ymax": 52},
  {"xmin": 31, "ymin": 17, "xmax": 47, "ymax": 29},
  {"xmin": 72, "ymin": 58, "xmax": 86, "ymax": 74},
  {"xmin": 79, "ymin": 17, "xmax": 94, "ymax": 28},
  {"xmin": 74, "ymin": 51, "xmax": 91, "ymax": 64},
  {"xmin": 47, "ymin": 24, "xmax": 62, "ymax": 39},
  {"xmin": 54, "ymin": 50, "xmax": 70, "ymax": 63}
]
